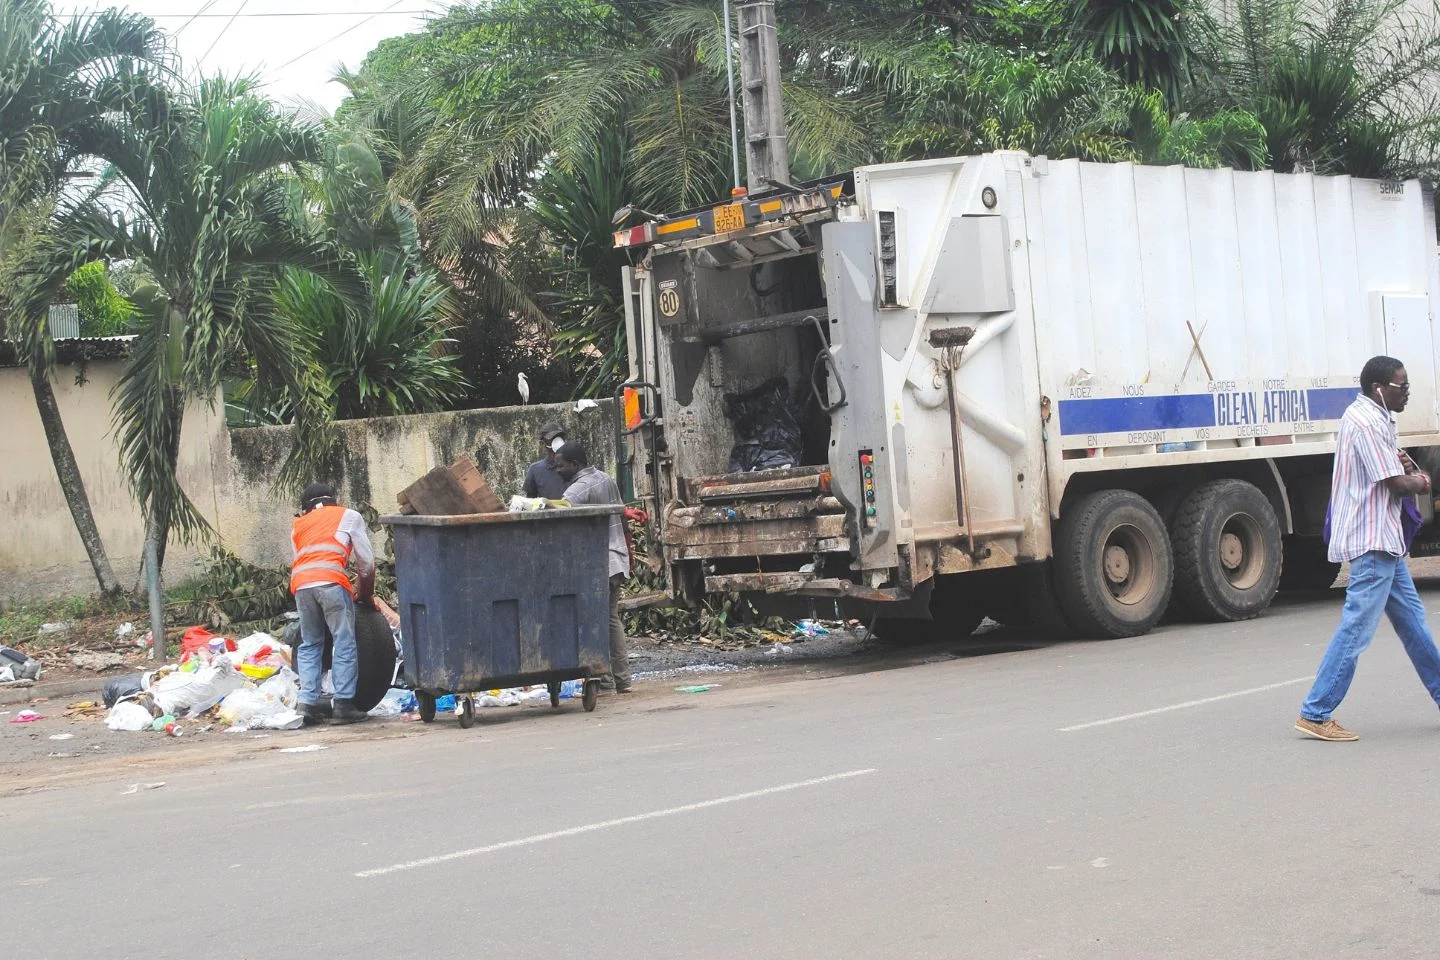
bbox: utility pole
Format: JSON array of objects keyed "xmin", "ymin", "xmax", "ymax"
[{"xmin": 737, "ymin": 0, "xmax": 790, "ymax": 193}]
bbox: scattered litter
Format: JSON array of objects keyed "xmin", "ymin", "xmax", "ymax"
[
  {"xmin": 115, "ymin": 622, "xmax": 135, "ymax": 640},
  {"xmin": 633, "ymin": 663, "xmax": 745, "ymax": 681},
  {"xmin": 1091, "ymin": 857, "xmax": 1110, "ymax": 869},
  {"xmin": 72, "ymin": 651, "xmax": 126, "ymax": 672},
  {"xmin": 48, "ymin": 733, "xmax": 74, "ymax": 741},
  {"xmin": 278, "ymin": 744, "xmax": 327, "ymax": 753},
  {"xmin": 675, "ymin": 684, "xmax": 721, "ymax": 693},
  {"xmin": 573, "ymin": 398, "xmax": 600, "ymax": 412},
  {"xmin": 766, "ymin": 643, "xmax": 794, "ymax": 657},
  {"xmin": 37, "ymin": 622, "xmax": 72, "ymax": 635},
  {"xmin": 9, "ymin": 709, "xmax": 43, "ymax": 723},
  {"xmin": 48, "ymin": 752, "xmax": 78, "ymax": 758},
  {"xmin": 121, "ymin": 782, "xmax": 166, "ymax": 794},
  {"xmin": 435, "ymin": 694, "xmax": 457, "ymax": 712},
  {"xmin": 793, "ymin": 620, "xmax": 830, "ymax": 638},
  {"xmin": 369, "ymin": 687, "xmax": 417, "ymax": 717}
]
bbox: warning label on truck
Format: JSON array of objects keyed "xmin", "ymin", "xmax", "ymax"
[{"xmin": 1056, "ymin": 376, "xmax": 1361, "ymax": 449}]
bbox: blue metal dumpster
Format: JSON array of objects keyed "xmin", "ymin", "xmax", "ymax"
[{"xmin": 381, "ymin": 505, "xmax": 622, "ymax": 725}]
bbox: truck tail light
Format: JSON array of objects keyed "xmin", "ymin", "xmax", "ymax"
[{"xmin": 623, "ymin": 387, "xmax": 643, "ymax": 430}]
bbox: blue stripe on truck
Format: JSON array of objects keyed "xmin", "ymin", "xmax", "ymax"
[
  {"xmin": 1058, "ymin": 387, "xmax": 1358, "ymax": 437},
  {"xmin": 1057, "ymin": 394, "xmax": 1215, "ymax": 435}
]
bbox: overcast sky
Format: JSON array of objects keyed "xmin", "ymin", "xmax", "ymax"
[{"xmin": 54, "ymin": 1, "xmax": 446, "ymax": 114}]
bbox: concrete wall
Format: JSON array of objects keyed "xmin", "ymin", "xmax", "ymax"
[
  {"xmin": 0, "ymin": 354, "xmax": 615, "ymax": 602},
  {"xmin": 214, "ymin": 402, "xmax": 617, "ymax": 570},
  {"xmin": 0, "ymin": 360, "xmax": 224, "ymax": 602}
]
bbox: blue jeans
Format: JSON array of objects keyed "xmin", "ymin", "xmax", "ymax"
[
  {"xmin": 295, "ymin": 584, "xmax": 358, "ymax": 704},
  {"xmin": 1301, "ymin": 551, "xmax": 1440, "ymax": 721}
]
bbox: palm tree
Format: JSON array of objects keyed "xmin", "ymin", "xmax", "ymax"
[
  {"xmin": 1066, "ymin": 0, "xmax": 1210, "ymax": 103},
  {"xmin": 95, "ymin": 76, "xmax": 350, "ymax": 600},
  {"xmin": 235, "ymin": 255, "xmax": 467, "ymax": 423},
  {"xmin": 1198, "ymin": 0, "xmax": 1440, "ymax": 176},
  {"xmin": 0, "ymin": 0, "xmax": 169, "ymax": 597}
]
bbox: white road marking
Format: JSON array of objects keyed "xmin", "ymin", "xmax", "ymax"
[
  {"xmin": 1058, "ymin": 677, "xmax": 1313, "ymax": 732},
  {"xmin": 356, "ymin": 768, "xmax": 878, "ymax": 879}
]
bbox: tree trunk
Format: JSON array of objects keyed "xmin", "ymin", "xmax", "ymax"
[
  {"xmin": 29, "ymin": 369, "xmax": 123, "ymax": 596},
  {"xmin": 143, "ymin": 391, "xmax": 185, "ymax": 661}
]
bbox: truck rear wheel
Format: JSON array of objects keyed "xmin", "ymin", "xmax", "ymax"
[
  {"xmin": 1055, "ymin": 490, "xmax": 1173, "ymax": 639},
  {"xmin": 1169, "ymin": 480, "xmax": 1281, "ymax": 621},
  {"xmin": 1278, "ymin": 536, "xmax": 1340, "ymax": 592}
]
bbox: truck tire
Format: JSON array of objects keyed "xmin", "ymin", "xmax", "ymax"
[
  {"xmin": 1169, "ymin": 480, "xmax": 1281, "ymax": 622},
  {"xmin": 1055, "ymin": 490, "xmax": 1173, "ymax": 639},
  {"xmin": 1278, "ymin": 536, "xmax": 1340, "ymax": 592}
]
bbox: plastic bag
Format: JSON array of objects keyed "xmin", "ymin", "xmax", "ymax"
[
  {"xmin": 151, "ymin": 656, "xmax": 244, "ymax": 718},
  {"xmin": 106, "ymin": 701, "xmax": 153, "ymax": 732},
  {"xmin": 724, "ymin": 377, "xmax": 803, "ymax": 472},
  {"xmin": 217, "ymin": 667, "xmax": 300, "ymax": 729},
  {"xmin": 102, "ymin": 673, "xmax": 146, "ymax": 708}
]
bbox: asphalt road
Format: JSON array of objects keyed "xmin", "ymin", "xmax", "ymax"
[{"xmin": 7, "ymin": 587, "xmax": 1440, "ymax": 960}]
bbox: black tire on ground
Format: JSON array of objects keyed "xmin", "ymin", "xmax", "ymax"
[
  {"xmin": 457, "ymin": 696, "xmax": 476, "ymax": 729},
  {"xmin": 1279, "ymin": 536, "xmax": 1340, "ymax": 592},
  {"xmin": 873, "ymin": 573, "xmax": 987, "ymax": 643},
  {"xmin": 1169, "ymin": 479, "xmax": 1282, "ymax": 622},
  {"xmin": 582, "ymin": 679, "xmax": 599, "ymax": 712},
  {"xmin": 352, "ymin": 605, "xmax": 398, "ymax": 713},
  {"xmin": 1054, "ymin": 489, "xmax": 1174, "ymax": 639},
  {"xmin": 416, "ymin": 691, "xmax": 436, "ymax": 723}
]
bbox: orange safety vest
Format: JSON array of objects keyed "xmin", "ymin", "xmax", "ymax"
[{"xmin": 290, "ymin": 505, "xmax": 354, "ymax": 595}]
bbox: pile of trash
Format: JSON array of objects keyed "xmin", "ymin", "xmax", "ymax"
[{"xmin": 103, "ymin": 627, "xmax": 306, "ymax": 735}]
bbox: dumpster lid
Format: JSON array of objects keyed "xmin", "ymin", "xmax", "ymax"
[{"xmin": 379, "ymin": 505, "xmax": 623, "ymax": 527}]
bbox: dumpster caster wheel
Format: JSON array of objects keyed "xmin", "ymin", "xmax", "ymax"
[
  {"xmin": 457, "ymin": 695, "xmax": 476, "ymax": 729},
  {"xmin": 417, "ymin": 692, "xmax": 436, "ymax": 724},
  {"xmin": 548, "ymin": 681, "xmax": 562, "ymax": 709},
  {"xmin": 582, "ymin": 679, "xmax": 599, "ymax": 712}
]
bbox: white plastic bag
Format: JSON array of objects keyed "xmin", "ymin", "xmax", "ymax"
[
  {"xmin": 151, "ymin": 655, "xmax": 244, "ymax": 718},
  {"xmin": 217, "ymin": 667, "xmax": 301, "ymax": 729},
  {"xmin": 106, "ymin": 701, "xmax": 153, "ymax": 732}
]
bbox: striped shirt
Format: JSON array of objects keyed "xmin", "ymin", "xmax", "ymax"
[{"xmin": 1327, "ymin": 395, "xmax": 1405, "ymax": 562}]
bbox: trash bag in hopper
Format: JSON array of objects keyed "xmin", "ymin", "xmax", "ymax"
[{"xmin": 724, "ymin": 377, "xmax": 804, "ymax": 473}]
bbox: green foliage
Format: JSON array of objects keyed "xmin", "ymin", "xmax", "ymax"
[
  {"xmin": 240, "ymin": 256, "xmax": 468, "ymax": 422},
  {"xmin": 1198, "ymin": 0, "xmax": 1440, "ymax": 178},
  {"xmin": 64, "ymin": 261, "xmax": 134, "ymax": 336},
  {"xmin": 173, "ymin": 547, "xmax": 293, "ymax": 629},
  {"xmin": 1066, "ymin": 0, "xmax": 1207, "ymax": 103}
]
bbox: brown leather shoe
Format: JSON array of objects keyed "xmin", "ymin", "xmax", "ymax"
[{"xmin": 1294, "ymin": 716, "xmax": 1359, "ymax": 741}]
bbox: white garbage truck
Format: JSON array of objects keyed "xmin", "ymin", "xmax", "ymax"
[{"xmin": 611, "ymin": 152, "xmax": 1440, "ymax": 639}]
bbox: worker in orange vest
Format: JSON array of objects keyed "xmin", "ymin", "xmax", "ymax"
[{"xmin": 291, "ymin": 483, "xmax": 376, "ymax": 725}]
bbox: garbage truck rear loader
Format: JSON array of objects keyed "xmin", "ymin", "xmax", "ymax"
[{"xmin": 614, "ymin": 152, "xmax": 1440, "ymax": 639}]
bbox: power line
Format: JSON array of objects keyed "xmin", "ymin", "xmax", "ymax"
[
  {"xmin": 174, "ymin": 0, "xmax": 225, "ymax": 35},
  {"xmin": 273, "ymin": 0, "xmax": 412, "ymax": 71},
  {"xmin": 197, "ymin": 0, "xmax": 252, "ymax": 67},
  {"xmin": 147, "ymin": 9, "xmax": 433, "ymax": 17}
]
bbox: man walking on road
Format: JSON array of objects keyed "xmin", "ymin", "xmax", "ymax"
[
  {"xmin": 1296, "ymin": 356, "xmax": 1440, "ymax": 741},
  {"xmin": 523, "ymin": 422, "xmax": 571, "ymax": 500},
  {"xmin": 291, "ymin": 483, "xmax": 377, "ymax": 725},
  {"xmin": 555, "ymin": 441, "xmax": 633, "ymax": 693}
]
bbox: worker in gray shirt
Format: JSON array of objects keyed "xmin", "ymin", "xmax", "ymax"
[
  {"xmin": 523, "ymin": 422, "xmax": 571, "ymax": 500},
  {"xmin": 555, "ymin": 441, "xmax": 632, "ymax": 693}
]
